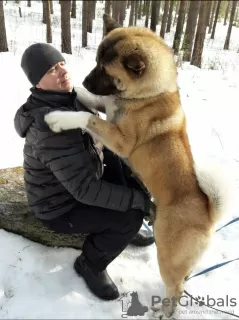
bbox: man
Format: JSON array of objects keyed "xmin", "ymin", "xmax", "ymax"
[{"xmin": 14, "ymin": 43, "xmax": 155, "ymax": 301}]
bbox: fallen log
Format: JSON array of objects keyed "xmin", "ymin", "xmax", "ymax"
[{"xmin": 0, "ymin": 167, "xmax": 86, "ymax": 249}]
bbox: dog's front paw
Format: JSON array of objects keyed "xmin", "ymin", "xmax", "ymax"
[{"xmin": 44, "ymin": 111, "xmax": 92, "ymax": 133}]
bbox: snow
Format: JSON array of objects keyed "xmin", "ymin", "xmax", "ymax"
[{"xmin": 0, "ymin": 1, "xmax": 239, "ymax": 319}]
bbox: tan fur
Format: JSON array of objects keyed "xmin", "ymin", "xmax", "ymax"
[
  {"xmin": 45, "ymin": 16, "xmax": 226, "ymax": 318},
  {"xmin": 85, "ymin": 21, "xmax": 222, "ymax": 318}
]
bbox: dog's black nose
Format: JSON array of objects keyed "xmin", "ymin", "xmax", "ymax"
[{"xmin": 82, "ymin": 77, "xmax": 90, "ymax": 90}]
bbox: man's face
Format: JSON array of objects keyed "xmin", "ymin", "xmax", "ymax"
[{"xmin": 36, "ymin": 61, "xmax": 73, "ymax": 92}]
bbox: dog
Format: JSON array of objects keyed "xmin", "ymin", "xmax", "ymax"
[{"xmin": 45, "ymin": 14, "xmax": 232, "ymax": 318}]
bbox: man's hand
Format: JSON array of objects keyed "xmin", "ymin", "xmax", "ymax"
[{"xmin": 144, "ymin": 199, "xmax": 156, "ymax": 226}]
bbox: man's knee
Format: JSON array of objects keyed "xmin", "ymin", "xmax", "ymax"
[{"xmin": 127, "ymin": 209, "xmax": 144, "ymax": 234}]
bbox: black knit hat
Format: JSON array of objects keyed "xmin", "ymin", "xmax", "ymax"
[{"xmin": 21, "ymin": 43, "xmax": 65, "ymax": 86}]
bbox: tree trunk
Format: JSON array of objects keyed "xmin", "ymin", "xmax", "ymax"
[
  {"xmin": 134, "ymin": 0, "xmax": 139, "ymax": 26},
  {"xmin": 173, "ymin": 0, "xmax": 180, "ymax": 26},
  {"xmin": 182, "ymin": 0, "xmax": 201, "ymax": 61},
  {"xmin": 224, "ymin": 0, "xmax": 238, "ymax": 50},
  {"xmin": 156, "ymin": 0, "xmax": 161, "ymax": 24},
  {"xmin": 0, "ymin": 167, "xmax": 86, "ymax": 250},
  {"xmin": 206, "ymin": 1, "xmax": 212, "ymax": 26},
  {"xmin": 144, "ymin": 0, "xmax": 150, "ymax": 28},
  {"xmin": 50, "ymin": 0, "xmax": 53, "ymax": 14},
  {"xmin": 87, "ymin": 1, "xmax": 94, "ymax": 33},
  {"xmin": 0, "ymin": 0, "xmax": 8, "ymax": 52},
  {"xmin": 143, "ymin": 0, "xmax": 147, "ymax": 15},
  {"xmin": 119, "ymin": 0, "xmax": 127, "ymax": 25},
  {"xmin": 224, "ymin": 1, "xmax": 231, "ymax": 25},
  {"xmin": 46, "ymin": 0, "xmax": 52, "ymax": 43},
  {"xmin": 61, "ymin": 0, "xmax": 72, "ymax": 54},
  {"xmin": 129, "ymin": 0, "xmax": 135, "ymax": 26},
  {"xmin": 43, "ymin": 0, "xmax": 47, "ymax": 24},
  {"xmin": 172, "ymin": 0, "xmax": 187, "ymax": 55},
  {"xmin": 166, "ymin": 0, "xmax": 174, "ymax": 33},
  {"xmin": 150, "ymin": 0, "xmax": 158, "ymax": 31},
  {"xmin": 138, "ymin": 0, "xmax": 142, "ymax": 19},
  {"xmin": 92, "ymin": 0, "xmax": 96, "ymax": 20},
  {"xmin": 82, "ymin": 0, "xmax": 88, "ymax": 47},
  {"xmin": 211, "ymin": 0, "xmax": 222, "ymax": 39},
  {"xmin": 112, "ymin": 0, "xmax": 122, "ymax": 23},
  {"xmin": 105, "ymin": 0, "xmax": 111, "ymax": 15},
  {"xmin": 27, "ymin": 0, "xmax": 31, "ymax": 7},
  {"xmin": 208, "ymin": 0, "xmax": 217, "ymax": 33},
  {"xmin": 71, "ymin": 0, "xmax": 76, "ymax": 18},
  {"xmin": 160, "ymin": 0, "xmax": 170, "ymax": 38},
  {"xmin": 191, "ymin": 1, "xmax": 210, "ymax": 68}
]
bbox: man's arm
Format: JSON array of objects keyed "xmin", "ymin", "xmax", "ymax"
[{"xmin": 34, "ymin": 128, "xmax": 149, "ymax": 213}]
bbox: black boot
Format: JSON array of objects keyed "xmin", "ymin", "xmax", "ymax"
[
  {"xmin": 74, "ymin": 253, "xmax": 119, "ymax": 301},
  {"xmin": 130, "ymin": 229, "xmax": 155, "ymax": 247}
]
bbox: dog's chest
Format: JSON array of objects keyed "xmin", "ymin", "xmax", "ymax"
[{"xmin": 103, "ymin": 97, "xmax": 122, "ymax": 123}]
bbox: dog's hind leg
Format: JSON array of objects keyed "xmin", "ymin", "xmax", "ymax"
[{"xmin": 152, "ymin": 219, "xmax": 210, "ymax": 318}]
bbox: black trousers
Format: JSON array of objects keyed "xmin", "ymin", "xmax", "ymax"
[{"xmin": 42, "ymin": 149, "xmax": 145, "ymax": 271}]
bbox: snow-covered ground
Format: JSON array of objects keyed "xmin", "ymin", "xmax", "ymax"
[{"xmin": 0, "ymin": 1, "xmax": 239, "ymax": 319}]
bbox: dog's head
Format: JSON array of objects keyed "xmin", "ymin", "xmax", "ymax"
[{"xmin": 82, "ymin": 14, "xmax": 178, "ymax": 99}]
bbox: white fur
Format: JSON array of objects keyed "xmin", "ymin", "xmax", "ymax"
[
  {"xmin": 74, "ymin": 86, "xmax": 117, "ymax": 121},
  {"xmin": 75, "ymin": 86, "xmax": 106, "ymax": 112},
  {"xmin": 44, "ymin": 111, "xmax": 92, "ymax": 133},
  {"xmin": 194, "ymin": 156, "xmax": 236, "ymax": 224}
]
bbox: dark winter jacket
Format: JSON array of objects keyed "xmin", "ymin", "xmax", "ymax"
[{"xmin": 14, "ymin": 87, "xmax": 149, "ymax": 220}]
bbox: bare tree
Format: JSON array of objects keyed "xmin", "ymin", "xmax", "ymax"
[
  {"xmin": 208, "ymin": 0, "xmax": 217, "ymax": 33},
  {"xmin": 172, "ymin": 0, "xmax": 188, "ymax": 55},
  {"xmin": 211, "ymin": 0, "xmax": 222, "ymax": 39},
  {"xmin": 224, "ymin": 1, "xmax": 231, "ymax": 25},
  {"xmin": 87, "ymin": 1, "xmax": 95, "ymax": 33},
  {"xmin": 129, "ymin": 0, "xmax": 136, "ymax": 26},
  {"xmin": 43, "ymin": 0, "xmax": 47, "ymax": 24},
  {"xmin": 82, "ymin": 0, "xmax": 88, "ymax": 47},
  {"xmin": 71, "ymin": 0, "xmax": 76, "ymax": 18},
  {"xmin": 173, "ymin": 0, "xmax": 180, "ymax": 26},
  {"xmin": 50, "ymin": 0, "xmax": 53, "ymax": 14},
  {"xmin": 105, "ymin": 0, "xmax": 111, "ymax": 15},
  {"xmin": 144, "ymin": 0, "xmax": 151, "ymax": 28},
  {"xmin": 61, "ymin": 0, "xmax": 72, "ymax": 53},
  {"xmin": 0, "ymin": 0, "xmax": 8, "ymax": 52},
  {"xmin": 166, "ymin": 0, "xmax": 174, "ymax": 33},
  {"xmin": 119, "ymin": 1, "xmax": 127, "ymax": 25},
  {"xmin": 155, "ymin": 0, "xmax": 161, "ymax": 25},
  {"xmin": 134, "ymin": 0, "xmax": 140, "ymax": 26},
  {"xmin": 138, "ymin": 0, "xmax": 143, "ymax": 19},
  {"xmin": 191, "ymin": 1, "xmax": 210, "ymax": 68},
  {"xmin": 160, "ymin": 0, "xmax": 170, "ymax": 38},
  {"xmin": 224, "ymin": 0, "xmax": 238, "ymax": 49},
  {"xmin": 46, "ymin": 0, "xmax": 52, "ymax": 43},
  {"xmin": 206, "ymin": 1, "xmax": 212, "ymax": 26},
  {"xmin": 150, "ymin": 0, "xmax": 159, "ymax": 31},
  {"xmin": 182, "ymin": 0, "xmax": 201, "ymax": 61}
]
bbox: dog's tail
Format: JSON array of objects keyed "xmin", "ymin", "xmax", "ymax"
[{"xmin": 194, "ymin": 156, "xmax": 236, "ymax": 226}]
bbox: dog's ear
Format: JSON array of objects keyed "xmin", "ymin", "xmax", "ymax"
[
  {"xmin": 103, "ymin": 13, "xmax": 121, "ymax": 35},
  {"xmin": 123, "ymin": 53, "xmax": 146, "ymax": 76}
]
